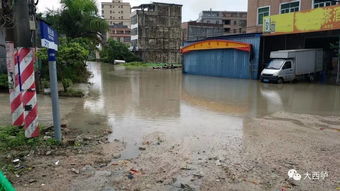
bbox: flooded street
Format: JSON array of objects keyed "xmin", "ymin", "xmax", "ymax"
[
  {"xmin": 73, "ymin": 62, "xmax": 340, "ymax": 160},
  {"xmin": 0, "ymin": 62, "xmax": 339, "ymax": 191}
]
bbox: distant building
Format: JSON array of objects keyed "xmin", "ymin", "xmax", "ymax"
[
  {"xmin": 198, "ymin": 10, "xmax": 247, "ymax": 35},
  {"xmin": 106, "ymin": 23, "xmax": 131, "ymax": 44},
  {"xmin": 182, "ymin": 21, "xmax": 224, "ymax": 42},
  {"xmin": 131, "ymin": 2, "xmax": 182, "ymax": 64},
  {"xmin": 247, "ymin": 0, "xmax": 339, "ymax": 33},
  {"xmin": 101, "ymin": 0, "xmax": 131, "ymax": 45}
]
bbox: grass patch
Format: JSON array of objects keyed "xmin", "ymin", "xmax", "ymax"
[
  {"xmin": 0, "ymin": 126, "xmax": 59, "ymax": 152},
  {"xmin": 0, "ymin": 126, "xmax": 60, "ymax": 177},
  {"xmin": 122, "ymin": 62, "xmax": 181, "ymax": 70}
]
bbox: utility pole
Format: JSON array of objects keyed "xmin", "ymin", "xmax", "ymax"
[
  {"xmin": 13, "ymin": 0, "xmax": 32, "ymax": 47},
  {"xmin": 337, "ymin": 36, "xmax": 340, "ymax": 85},
  {"xmin": 3, "ymin": 0, "xmax": 40, "ymax": 138}
]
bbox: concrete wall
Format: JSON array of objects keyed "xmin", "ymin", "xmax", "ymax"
[
  {"xmin": 135, "ymin": 3, "xmax": 182, "ymax": 64},
  {"xmin": 247, "ymin": 0, "xmax": 338, "ymax": 33},
  {"xmin": 198, "ymin": 11, "xmax": 247, "ymax": 35},
  {"xmin": 182, "ymin": 22, "xmax": 224, "ymax": 42}
]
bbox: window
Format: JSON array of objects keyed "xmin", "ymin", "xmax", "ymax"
[
  {"xmin": 233, "ymin": 29, "xmax": 237, "ymax": 33},
  {"xmin": 280, "ymin": 2, "xmax": 300, "ymax": 14},
  {"xmin": 124, "ymin": 37, "xmax": 131, "ymax": 42},
  {"xmin": 239, "ymin": 20, "xmax": 246, "ymax": 27},
  {"xmin": 223, "ymin": 20, "xmax": 231, "ymax": 25},
  {"xmin": 224, "ymin": 28, "xmax": 231, "ymax": 33},
  {"xmin": 283, "ymin": 62, "xmax": 292, "ymax": 69},
  {"xmin": 258, "ymin": 6, "xmax": 270, "ymax": 25},
  {"xmin": 234, "ymin": 20, "xmax": 237, "ymax": 25},
  {"xmin": 313, "ymin": 0, "xmax": 337, "ymax": 8}
]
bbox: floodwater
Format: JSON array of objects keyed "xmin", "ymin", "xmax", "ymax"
[
  {"xmin": 1, "ymin": 62, "xmax": 340, "ymax": 159},
  {"xmin": 80, "ymin": 62, "xmax": 340, "ymax": 159}
]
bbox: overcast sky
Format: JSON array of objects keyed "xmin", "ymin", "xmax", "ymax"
[{"xmin": 37, "ymin": 0, "xmax": 247, "ymax": 22}]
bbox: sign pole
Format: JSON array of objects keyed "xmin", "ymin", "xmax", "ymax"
[
  {"xmin": 48, "ymin": 49, "xmax": 61, "ymax": 141},
  {"xmin": 40, "ymin": 20, "xmax": 61, "ymax": 141}
]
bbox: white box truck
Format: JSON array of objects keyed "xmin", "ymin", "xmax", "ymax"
[{"xmin": 260, "ymin": 49, "xmax": 323, "ymax": 83}]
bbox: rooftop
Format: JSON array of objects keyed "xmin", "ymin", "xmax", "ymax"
[{"xmin": 132, "ymin": 2, "xmax": 183, "ymax": 9}]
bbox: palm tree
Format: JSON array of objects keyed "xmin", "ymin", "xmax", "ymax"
[{"xmin": 48, "ymin": 0, "xmax": 108, "ymax": 42}]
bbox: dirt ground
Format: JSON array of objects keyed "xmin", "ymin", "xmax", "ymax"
[{"xmin": 3, "ymin": 112, "xmax": 339, "ymax": 191}]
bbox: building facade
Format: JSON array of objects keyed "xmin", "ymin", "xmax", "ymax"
[
  {"xmin": 182, "ymin": 21, "xmax": 224, "ymax": 42},
  {"xmin": 101, "ymin": 0, "xmax": 131, "ymax": 45},
  {"xmin": 247, "ymin": 0, "xmax": 339, "ymax": 33},
  {"xmin": 106, "ymin": 23, "xmax": 131, "ymax": 44},
  {"xmin": 198, "ymin": 10, "xmax": 247, "ymax": 35},
  {"xmin": 131, "ymin": 2, "xmax": 182, "ymax": 64}
]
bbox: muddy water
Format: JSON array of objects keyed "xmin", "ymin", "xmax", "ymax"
[
  {"xmin": 1, "ymin": 62, "xmax": 339, "ymax": 159},
  {"xmin": 76, "ymin": 62, "xmax": 340, "ymax": 159}
]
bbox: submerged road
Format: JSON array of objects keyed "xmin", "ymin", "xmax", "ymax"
[{"xmin": 0, "ymin": 62, "xmax": 339, "ymax": 191}]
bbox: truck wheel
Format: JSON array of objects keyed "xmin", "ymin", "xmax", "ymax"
[{"xmin": 277, "ymin": 78, "xmax": 284, "ymax": 84}]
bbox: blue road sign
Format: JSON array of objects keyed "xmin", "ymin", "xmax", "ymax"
[{"xmin": 40, "ymin": 21, "xmax": 58, "ymax": 51}]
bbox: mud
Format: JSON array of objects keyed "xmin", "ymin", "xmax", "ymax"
[{"xmin": 0, "ymin": 62, "xmax": 339, "ymax": 191}]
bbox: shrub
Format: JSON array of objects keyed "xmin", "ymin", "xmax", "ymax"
[{"xmin": 100, "ymin": 39, "xmax": 140, "ymax": 63}]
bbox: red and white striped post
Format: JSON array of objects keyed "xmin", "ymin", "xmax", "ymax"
[
  {"xmin": 7, "ymin": 44, "xmax": 39, "ymax": 138},
  {"xmin": 6, "ymin": 42, "xmax": 24, "ymax": 127},
  {"xmin": 15, "ymin": 48, "xmax": 39, "ymax": 138}
]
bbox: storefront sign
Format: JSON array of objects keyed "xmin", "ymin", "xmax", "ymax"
[{"xmin": 263, "ymin": 5, "xmax": 340, "ymax": 35}]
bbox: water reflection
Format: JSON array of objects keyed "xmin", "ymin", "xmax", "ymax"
[{"xmin": 182, "ymin": 74, "xmax": 340, "ymax": 117}]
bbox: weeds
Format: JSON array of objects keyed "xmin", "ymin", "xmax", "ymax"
[{"xmin": 0, "ymin": 126, "xmax": 59, "ymax": 152}]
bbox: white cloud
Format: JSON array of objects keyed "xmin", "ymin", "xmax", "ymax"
[{"xmin": 37, "ymin": 0, "xmax": 247, "ymax": 21}]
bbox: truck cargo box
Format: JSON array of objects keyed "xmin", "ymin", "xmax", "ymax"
[{"xmin": 270, "ymin": 49, "xmax": 323, "ymax": 75}]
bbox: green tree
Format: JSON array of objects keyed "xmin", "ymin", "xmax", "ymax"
[
  {"xmin": 37, "ymin": 39, "xmax": 90, "ymax": 92},
  {"xmin": 57, "ymin": 40, "xmax": 90, "ymax": 87},
  {"xmin": 58, "ymin": 0, "xmax": 108, "ymax": 42},
  {"xmin": 37, "ymin": 0, "xmax": 108, "ymax": 92},
  {"xmin": 100, "ymin": 39, "xmax": 140, "ymax": 63}
]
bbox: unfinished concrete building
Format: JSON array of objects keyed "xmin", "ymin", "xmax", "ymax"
[{"xmin": 131, "ymin": 2, "xmax": 182, "ymax": 64}]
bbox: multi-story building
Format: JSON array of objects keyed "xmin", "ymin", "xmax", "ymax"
[
  {"xmin": 247, "ymin": 0, "xmax": 339, "ymax": 33},
  {"xmin": 101, "ymin": 0, "xmax": 131, "ymax": 45},
  {"xmin": 198, "ymin": 10, "xmax": 247, "ymax": 35},
  {"xmin": 101, "ymin": 0, "xmax": 131, "ymax": 26},
  {"xmin": 181, "ymin": 21, "xmax": 224, "ymax": 42},
  {"xmin": 131, "ymin": 2, "xmax": 182, "ymax": 64},
  {"xmin": 106, "ymin": 23, "xmax": 131, "ymax": 44}
]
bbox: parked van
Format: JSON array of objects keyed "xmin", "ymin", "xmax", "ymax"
[{"xmin": 260, "ymin": 49, "xmax": 323, "ymax": 83}]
